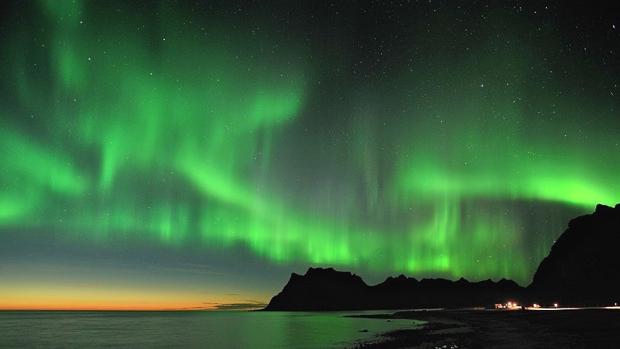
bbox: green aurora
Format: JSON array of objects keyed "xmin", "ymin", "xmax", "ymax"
[{"xmin": 1, "ymin": 0, "xmax": 619, "ymax": 288}]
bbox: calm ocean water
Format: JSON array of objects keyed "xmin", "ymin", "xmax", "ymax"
[{"xmin": 0, "ymin": 310, "xmax": 422, "ymax": 348}]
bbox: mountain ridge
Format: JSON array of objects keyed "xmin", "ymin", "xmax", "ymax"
[
  {"xmin": 265, "ymin": 266, "xmax": 524, "ymax": 310},
  {"xmin": 265, "ymin": 203, "xmax": 620, "ymax": 310}
]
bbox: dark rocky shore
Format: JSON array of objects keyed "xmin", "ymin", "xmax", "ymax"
[{"xmin": 349, "ymin": 308, "xmax": 620, "ymax": 348}]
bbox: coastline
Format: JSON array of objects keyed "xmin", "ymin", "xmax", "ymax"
[{"xmin": 349, "ymin": 308, "xmax": 620, "ymax": 348}]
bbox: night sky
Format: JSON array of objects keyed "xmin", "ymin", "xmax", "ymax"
[{"xmin": 1, "ymin": 0, "xmax": 619, "ymax": 310}]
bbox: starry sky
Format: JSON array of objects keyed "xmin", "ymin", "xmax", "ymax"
[{"xmin": 1, "ymin": 0, "xmax": 619, "ymax": 310}]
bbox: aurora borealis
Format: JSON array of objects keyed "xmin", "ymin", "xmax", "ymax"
[{"xmin": 1, "ymin": 0, "xmax": 619, "ymax": 309}]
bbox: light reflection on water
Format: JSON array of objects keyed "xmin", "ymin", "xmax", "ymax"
[{"xmin": 0, "ymin": 310, "xmax": 423, "ymax": 348}]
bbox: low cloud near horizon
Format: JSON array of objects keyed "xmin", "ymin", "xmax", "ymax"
[{"xmin": 211, "ymin": 301, "xmax": 267, "ymax": 311}]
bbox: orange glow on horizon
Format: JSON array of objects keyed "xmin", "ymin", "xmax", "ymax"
[
  {"xmin": 0, "ymin": 304, "xmax": 214, "ymax": 311},
  {"xmin": 0, "ymin": 285, "xmax": 266, "ymax": 311},
  {"xmin": 0, "ymin": 294, "xmax": 220, "ymax": 311},
  {"xmin": 0, "ymin": 296, "xmax": 219, "ymax": 311},
  {"xmin": 0, "ymin": 262, "xmax": 269, "ymax": 311}
]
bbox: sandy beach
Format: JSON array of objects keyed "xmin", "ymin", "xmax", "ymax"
[{"xmin": 350, "ymin": 308, "xmax": 620, "ymax": 348}]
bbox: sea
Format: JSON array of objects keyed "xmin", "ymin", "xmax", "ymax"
[{"xmin": 0, "ymin": 310, "xmax": 422, "ymax": 348}]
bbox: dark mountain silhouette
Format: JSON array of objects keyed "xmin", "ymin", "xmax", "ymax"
[
  {"xmin": 265, "ymin": 267, "xmax": 371, "ymax": 310},
  {"xmin": 265, "ymin": 204, "xmax": 620, "ymax": 310},
  {"xmin": 529, "ymin": 204, "xmax": 620, "ymax": 305},
  {"xmin": 264, "ymin": 267, "xmax": 524, "ymax": 310}
]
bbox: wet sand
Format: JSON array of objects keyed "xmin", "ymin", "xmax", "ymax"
[{"xmin": 349, "ymin": 308, "xmax": 620, "ymax": 348}]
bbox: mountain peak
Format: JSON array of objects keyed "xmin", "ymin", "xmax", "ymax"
[
  {"xmin": 530, "ymin": 203, "xmax": 620, "ymax": 304},
  {"xmin": 264, "ymin": 268, "xmax": 524, "ymax": 311},
  {"xmin": 595, "ymin": 203, "xmax": 615, "ymax": 214}
]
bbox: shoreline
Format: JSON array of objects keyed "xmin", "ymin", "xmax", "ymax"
[
  {"xmin": 349, "ymin": 308, "xmax": 620, "ymax": 348},
  {"xmin": 348, "ymin": 311, "xmax": 470, "ymax": 349}
]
